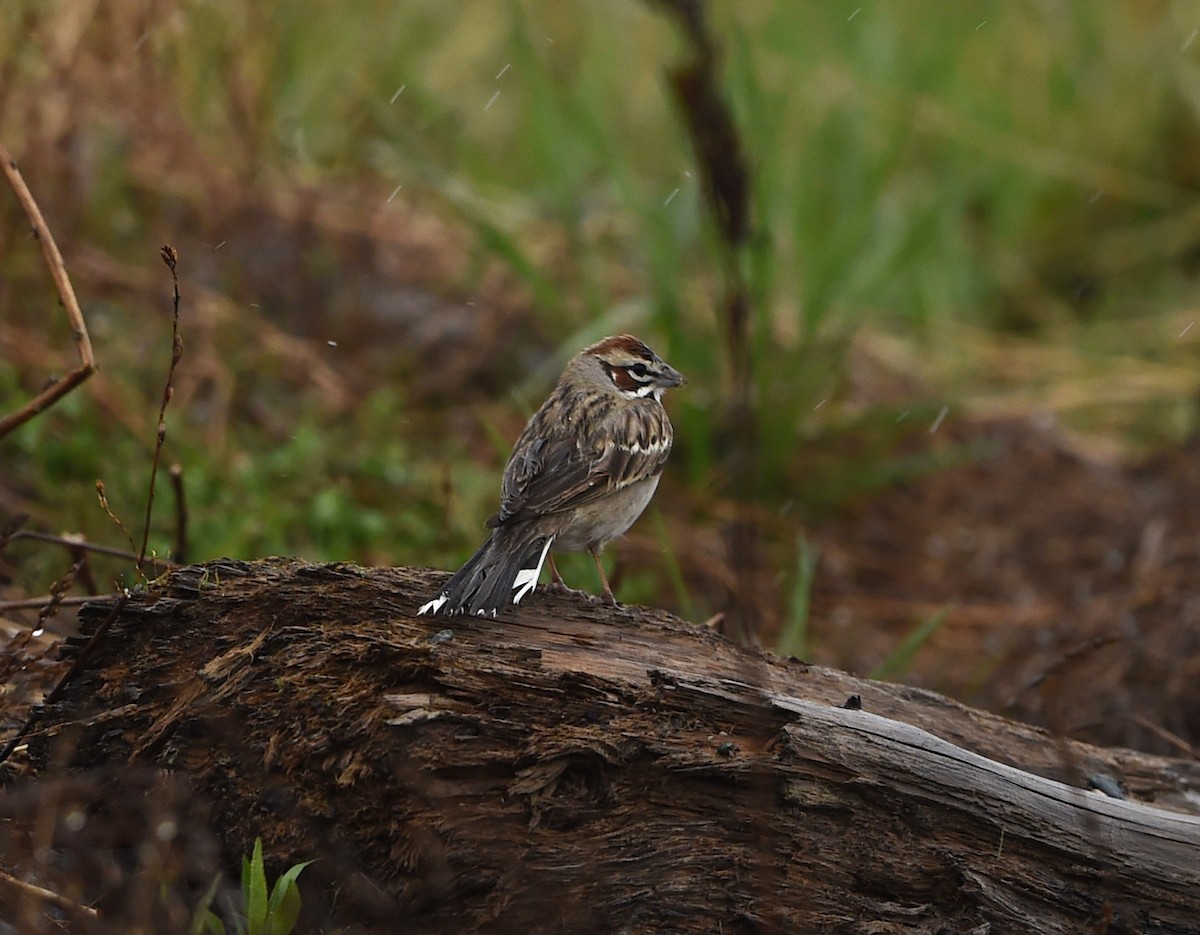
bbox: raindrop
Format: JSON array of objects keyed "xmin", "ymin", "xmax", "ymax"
[
  {"xmin": 1184, "ymin": 29, "xmax": 1198, "ymax": 52},
  {"xmin": 812, "ymin": 399, "xmax": 827, "ymax": 411},
  {"xmin": 1181, "ymin": 321, "xmax": 1195, "ymax": 338},
  {"xmin": 847, "ymin": 8, "xmax": 861, "ymax": 21},
  {"xmin": 484, "ymin": 90, "xmax": 501, "ymax": 111},
  {"xmin": 326, "ymin": 340, "xmax": 338, "ymax": 348},
  {"xmin": 975, "ymin": 20, "xmax": 987, "ymax": 30},
  {"xmin": 212, "ymin": 241, "xmax": 226, "ymax": 251},
  {"xmin": 390, "ymin": 84, "xmax": 407, "ymax": 104},
  {"xmin": 929, "ymin": 406, "xmax": 949, "ymax": 433},
  {"xmin": 663, "ymin": 187, "xmax": 680, "ymax": 206},
  {"xmin": 496, "ymin": 63, "xmax": 511, "ymax": 79},
  {"xmin": 387, "ymin": 183, "xmax": 403, "ymax": 203}
]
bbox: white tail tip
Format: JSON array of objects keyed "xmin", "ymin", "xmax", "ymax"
[
  {"xmin": 512, "ymin": 537, "xmax": 554, "ymax": 605},
  {"xmin": 418, "ymin": 594, "xmax": 448, "ymax": 616}
]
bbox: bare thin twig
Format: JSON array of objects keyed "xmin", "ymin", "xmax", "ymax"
[
  {"xmin": 0, "ymin": 867, "xmax": 100, "ymax": 920},
  {"xmin": 0, "ymin": 139, "xmax": 96, "ymax": 439},
  {"xmin": 0, "ymin": 591, "xmax": 129, "ymax": 766},
  {"xmin": 169, "ymin": 462, "xmax": 188, "ymax": 563},
  {"xmin": 4, "ymin": 529, "xmax": 179, "ymax": 568},
  {"xmin": 648, "ymin": 0, "xmax": 758, "ymax": 643},
  {"xmin": 95, "ymin": 480, "xmax": 137, "ymax": 557},
  {"xmin": 35, "ymin": 558, "xmax": 85, "ymax": 632},
  {"xmin": 0, "ymin": 595, "xmax": 93, "ymax": 612},
  {"xmin": 138, "ymin": 246, "xmax": 183, "ymax": 573},
  {"xmin": 0, "ymin": 513, "xmax": 30, "ymax": 550}
]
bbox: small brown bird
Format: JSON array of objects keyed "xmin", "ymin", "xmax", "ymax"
[{"xmin": 419, "ymin": 334, "xmax": 686, "ymax": 616}]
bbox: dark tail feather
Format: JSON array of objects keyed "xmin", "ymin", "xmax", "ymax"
[{"xmin": 417, "ymin": 528, "xmax": 554, "ymax": 616}]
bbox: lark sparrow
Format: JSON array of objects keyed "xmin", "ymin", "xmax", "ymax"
[{"xmin": 418, "ymin": 334, "xmax": 686, "ymax": 616}]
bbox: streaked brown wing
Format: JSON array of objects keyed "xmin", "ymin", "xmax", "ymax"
[{"xmin": 489, "ymin": 407, "xmax": 670, "ymax": 527}]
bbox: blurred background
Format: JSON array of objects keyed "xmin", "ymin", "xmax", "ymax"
[{"xmin": 2, "ymin": 0, "xmax": 1200, "ymax": 756}]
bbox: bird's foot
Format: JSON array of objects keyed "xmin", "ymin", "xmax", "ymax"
[{"xmin": 545, "ymin": 580, "xmax": 591, "ymax": 599}]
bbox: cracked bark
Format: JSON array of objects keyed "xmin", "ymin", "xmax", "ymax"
[{"xmin": 21, "ymin": 558, "xmax": 1200, "ymax": 934}]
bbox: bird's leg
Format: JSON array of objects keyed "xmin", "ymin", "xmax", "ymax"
[
  {"xmin": 544, "ymin": 553, "xmax": 581, "ymax": 595},
  {"xmin": 590, "ymin": 547, "xmax": 618, "ymax": 606}
]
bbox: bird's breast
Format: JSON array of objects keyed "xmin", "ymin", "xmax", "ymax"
[{"xmin": 552, "ymin": 475, "xmax": 662, "ymax": 552}]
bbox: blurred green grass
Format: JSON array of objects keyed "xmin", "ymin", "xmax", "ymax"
[{"xmin": 3, "ymin": 0, "xmax": 1200, "ymax": 634}]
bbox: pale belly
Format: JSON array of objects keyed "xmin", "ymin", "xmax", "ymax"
[{"xmin": 553, "ymin": 476, "xmax": 661, "ymax": 552}]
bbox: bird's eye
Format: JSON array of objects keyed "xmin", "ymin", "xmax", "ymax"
[{"xmin": 629, "ymin": 363, "xmax": 649, "ymax": 379}]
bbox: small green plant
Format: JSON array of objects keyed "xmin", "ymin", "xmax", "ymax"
[
  {"xmin": 871, "ymin": 606, "xmax": 954, "ymax": 682},
  {"xmin": 192, "ymin": 838, "xmax": 312, "ymax": 935},
  {"xmin": 776, "ymin": 534, "xmax": 820, "ymax": 660}
]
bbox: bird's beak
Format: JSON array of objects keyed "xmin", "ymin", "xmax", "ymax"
[{"xmin": 660, "ymin": 364, "xmax": 687, "ymax": 388}]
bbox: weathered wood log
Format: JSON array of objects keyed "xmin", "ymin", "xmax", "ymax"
[{"xmin": 23, "ymin": 559, "xmax": 1200, "ymax": 933}]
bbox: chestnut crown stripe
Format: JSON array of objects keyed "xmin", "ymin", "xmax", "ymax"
[{"xmin": 589, "ymin": 333, "xmax": 657, "ymax": 359}]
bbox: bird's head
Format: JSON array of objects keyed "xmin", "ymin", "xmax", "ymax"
[{"xmin": 579, "ymin": 334, "xmax": 686, "ymax": 402}]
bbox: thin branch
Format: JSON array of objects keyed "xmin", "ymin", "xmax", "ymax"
[
  {"xmin": 169, "ymin": 462, "xmax": 188, "ymax": 564},
  {"xmin": 0, "ymin": 139, "xmax": 96, "ymax": 439},
  {"xmin": 95, "ymin": 480, "xmax": 137, "ymax": 557},
  {"xmin": 138, "ymin": 246, "xmax": 183, "ymax": 573},
  {"xmin": 5, "ymin": 529, "xmax": 178, "ymax": 567},
  {"xmin": 0, "ymin": 867, "xmax": 100, "ymax": 920},
  {"xmin": 0, "ymin": 591, "xmax": 129, "ymax": 766},
  {"xmin": 648, "ymin": 0, "xmax": 759, "ymax": 642},
  {"xmin": 0, "ymin": 595, "xmax": 93, "ymax": 612},
  {"xmin": 0, "ymin": 513, "xmax": 30, "ymax": 550},
  {"xmin": 35, "ymin": 558, "xmax": 85, "ymax": 632}
]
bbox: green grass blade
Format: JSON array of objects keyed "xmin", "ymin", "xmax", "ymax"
[
  {"xmin": 266, "ymin": 861, "xmax": 313, "ymax": 935},
  {"xmin": 244, "ymin": 838, "xmax": 269, "ymax": 935},
  {"xmin": 776, "ymin": 535, "xmax": 819, "ymax": 659},
  {"xmin": 190, "ymin": 875, "xmax": 227, "ymax": 935},
  {"xmin": 871, "ymin": 606, "xmax": 953, "ymax": 681}
]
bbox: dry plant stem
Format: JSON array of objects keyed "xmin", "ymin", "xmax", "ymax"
[
  {"xmin": 0, "ymin": 593, "xmax": 128, "ymax": 766},
  {"xmin": 0, "ymin": 867, "xmax": 100, "ymax": 920},
  {"xmin": 169, "ymin": 463, "xmax": 188, "ymax": 564},
  {"xmin": 70, "ymin": 543, "xmax": 99, "ymax": 594},
  {"xmin": 0, "ymin": 595, "xmax": 92, "ymax": 612},
  {"xmin": 138, "ymin": 246, "xmax": 183, "ymax": 573},
  {"xmin": 650, "ymin": 0, "xmax": 758, "ymax": 642},
  {"xmin": 6, "ymin": 529, "xmax": 177, "ymax": 567},
  {"xmin": 36, "ymin": 558, "xmax": 84, "ymax": 631},
  {"xmin": 0, "ymin": 513, "xmax": 29, "ymax": 550},
  {"xmin": 1129, "ymin": 713, "xmax": 1200, "ymax": 760},
  {"xmin": 0, "ymin": 139, "xmax": 96, "ymax": 439},
  {"xmin": 95, "ymin": 480, "xmax": 137, "ymax": 557}
]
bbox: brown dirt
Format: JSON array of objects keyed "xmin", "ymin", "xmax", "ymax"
[{"xmin": 806, "ymin": 415, "xmax": 1200, "ymax": 759}]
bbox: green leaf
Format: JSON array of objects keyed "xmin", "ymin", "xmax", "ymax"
[
  {"xmin": 201, "ymin": 910, "xmax": 228, "ymax": 935},
  {"xmin": 266, "ymin": 861, "xmax": 313, "ymax": 935},
  {"xmin": 776, "ymin": 535, "xmax": 819, "ymax": 660},
  {"xmin": 190, "ymin": 874, "xmax": 226, "ymax": 935},
  {"xmin": 244, "ymin": 838, "xmax": 269, "ymax": 935},
  {"xmin": 871, "ymin": 606, "xmax": 953, "ymax": 681}
]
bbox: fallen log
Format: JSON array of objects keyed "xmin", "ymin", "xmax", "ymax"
[{"xmin": 17, "ymin": 558, "xmax": 1200, "ymax": 933}]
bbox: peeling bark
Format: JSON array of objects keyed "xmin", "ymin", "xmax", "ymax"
[{"xmin": 22, "ymin": 559, "xmax": 1200, "ymax": 934}]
